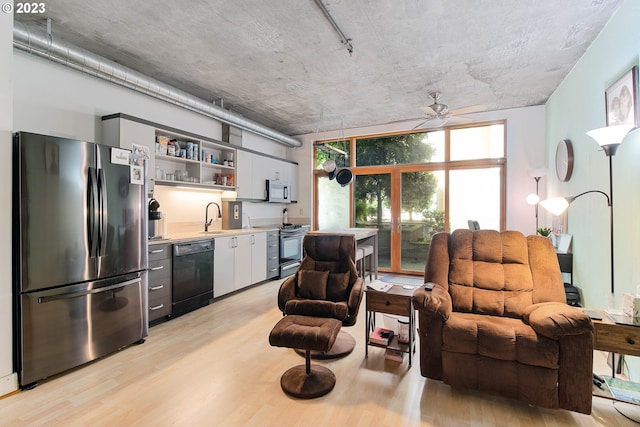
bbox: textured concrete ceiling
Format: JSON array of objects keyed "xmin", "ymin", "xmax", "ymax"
[{"xmin": 15, "ymin": 0, "xmax": 622, "ymax": 136}]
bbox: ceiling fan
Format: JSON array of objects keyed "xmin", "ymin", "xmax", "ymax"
[{"xmin": 411, "ymin": 92, "xmax": 486, "ymax": 129}]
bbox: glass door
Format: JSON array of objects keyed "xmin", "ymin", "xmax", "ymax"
[
  {"xmin": 354, "ymin": 173, "xmax": 391, "ymax": 269},
  {"xmin": 399, "ymin": 170, "xmax": 445, "ymax": 272}
]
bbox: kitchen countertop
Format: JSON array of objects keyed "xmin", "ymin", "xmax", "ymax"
[{"xmin": 148, "ymin": 227, "xmax": 280, "ymax": 245}]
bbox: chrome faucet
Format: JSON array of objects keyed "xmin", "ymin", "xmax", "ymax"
[{"xmin": 205, "ymin": 202, "xmax": 222, "ymax": 231}]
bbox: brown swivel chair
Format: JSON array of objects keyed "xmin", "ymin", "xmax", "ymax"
[
  {"xmin": 278, "ymin": 234, "xmax": 364, "ymax": 358},
  {"xmin": 412, "ymin": 229, "xmax": 594, "ymax": 414}
]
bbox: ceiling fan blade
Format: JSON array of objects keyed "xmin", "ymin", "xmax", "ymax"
[
  {"xmin": 448, "ymin": 104, "xmax": 486, "ymax": 116},
  {"xmin": 420, "ymin": 106, "xmax": 437, "ymax": 115},
  {"xmin": 412, "ymin": 119, "xmax": 431, "ymax": 130}
]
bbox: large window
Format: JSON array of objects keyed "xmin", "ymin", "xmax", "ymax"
[{"xmin": 314, "ymin": 121, "xmax": 505, "ymax": 274}]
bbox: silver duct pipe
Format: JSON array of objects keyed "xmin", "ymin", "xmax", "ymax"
[{"xmin": 13, "ymin": 22, "xmax": 302, "ymax": 148}]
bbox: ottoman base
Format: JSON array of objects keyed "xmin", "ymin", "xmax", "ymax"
[{"xmin": 281, "ymin": 363, "xmax": 336, "ymax": 399}]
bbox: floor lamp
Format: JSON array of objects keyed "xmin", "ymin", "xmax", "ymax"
[
  {"xmin": 540, "ymin": 125, "xmax": 633, "ymax": 295},
  {"xmin": 526, "ymin": 168, "xmax": 547, "ymax": 230}
]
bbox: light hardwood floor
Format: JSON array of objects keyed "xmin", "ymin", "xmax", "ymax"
[{"xmin": 1, "ymin": 279, "xmax": 638, "ymax": 426}]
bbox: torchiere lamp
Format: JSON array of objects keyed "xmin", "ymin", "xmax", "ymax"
[
  {"xmin": 526, "ymin": 168, "xmax": 547, "ymax": 230},
  {"xmin": 539, "ymin": 125, "xmax": 633, "ymax": 294}
]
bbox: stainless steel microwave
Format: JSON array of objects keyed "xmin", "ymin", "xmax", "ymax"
[{"xmin": 266, "ymin": 179, "xmax": 290, "ymax": 203}]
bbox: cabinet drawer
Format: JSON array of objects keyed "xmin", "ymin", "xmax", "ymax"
[
  {"xmin": 594, "ymin": 322, "xmax": 640, "ymax": 357},
  {"xmin": 148, "ymin": 244, "xmax": 171, "ymax": 262},
  {"xmin": 149, "ymin": 281, "xmax": 171, "ymax": 302},
  {"xmin": 266, "ymin": 264, "xmax": 280, "ymax": 279},
  {"xmin": 148, "ymin": 300, "xmax": 171, "ymax": 321},
  {"xmin": 148, "ymin": 258, "xmax": 172, "ymax": 278},
  {"xmin": 367, "ymin": 293, "xmax": 411, "ymax": 317},
  {"xmin": 267, "ymin": 231, "xmax": 279, "ymax": 240}
]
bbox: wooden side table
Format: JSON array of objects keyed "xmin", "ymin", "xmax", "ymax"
[
  {"xmin": 591, "ymin": 310, "xmax": 640, "ymax": 378},
  {"xmin": 365, "ymin": 283, "xmax": 416, "ymax": 366}
]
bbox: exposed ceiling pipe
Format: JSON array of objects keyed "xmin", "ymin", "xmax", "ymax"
[{"xmin": 12, "ymin": 21, "xmax": 302, "ymax": 148}]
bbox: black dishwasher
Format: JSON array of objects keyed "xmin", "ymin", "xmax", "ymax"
[{"xmin": 170, "ymin": 239, "xmax": 214, "ymax": 318}]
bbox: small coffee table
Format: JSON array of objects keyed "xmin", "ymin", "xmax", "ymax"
[{"xmin": 365, "ymin": 281, "xmax": 416, "ymax": 366}]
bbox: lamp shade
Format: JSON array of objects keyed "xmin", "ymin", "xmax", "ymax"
[
  {"xmin": 586, "ymin": 125, "xmax": 633, "ymax": 155},
  {"xmin": 526, "ymin": 193, "xmax": 540, "ymax": 205},
  {"xmin": 539, "ymin": 197, "xmax": 570, "ymax": 216},
  {"xmin": 528, "ymin": 167, "xmax": 547, "ymax": 179}
]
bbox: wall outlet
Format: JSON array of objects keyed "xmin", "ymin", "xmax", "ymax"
[{"xmin": 299, "ymin": 208, "xmax": 303, "ymax": 215}]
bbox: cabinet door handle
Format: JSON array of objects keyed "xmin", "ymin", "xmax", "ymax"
[
  {"xmin": 150, "ymin": 304, "xmax": 164, "ymax": 311},
  {"xmin": 150, "ymin": 266, "xmax": 164, "ymax": 271},
  {"xmin": 149, "ymin": 249, "xmax": 164, "ymax": 254},
  {"xmin": 150, "ymin": 285, "xmax": 164, "ymax": 291}
]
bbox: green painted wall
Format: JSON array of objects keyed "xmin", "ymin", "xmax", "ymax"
[{"xmin": 546, "ymin": 0, "xmax": 640, "ymax": 379}]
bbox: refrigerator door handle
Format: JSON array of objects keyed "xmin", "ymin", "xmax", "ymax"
[
  {"xmin": 97, "ymin": 167, "xmax": 108, "ymax": 257},
  {"xmin": 36, "ymin": 276, "xmax": 142, "ymax": 304},
  {"xmin": 87, "ymin": 167, "xmax": 99, "ymax": 258}
]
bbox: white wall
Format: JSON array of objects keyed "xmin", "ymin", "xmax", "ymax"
[
  {"xmin": 0, "ymin": 6, "xmax": 17, "ymax": 395},
  {"xmin": 546, "ymin": 0, "xmax": 640, "ymax": 309},
  {"xmin": 546, "ymin": 1, "xmax": 640, "ymax": 378},
  {"xmin": 293, "ymin": 105, "xmax": 546, "ymax": 235}
]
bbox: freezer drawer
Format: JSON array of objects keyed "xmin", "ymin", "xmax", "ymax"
[{"xmin": 18, "ymin": 272, "xmax": 148, "ymax": 387}]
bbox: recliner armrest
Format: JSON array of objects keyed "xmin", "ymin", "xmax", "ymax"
[
  {"xmin": 411, "ymin": 283, "xmax": 452, "ymax": 321},
  {"xmin": 522, "ymin": 302, "xmax": 593, "ymax": 340},
  {"xmin": 277, "ymin": 274, "xmax": 298, "ymax": 313},
  {"xmin": 348, "ymin": 276, "xmax": 364, "ymax": 310}
]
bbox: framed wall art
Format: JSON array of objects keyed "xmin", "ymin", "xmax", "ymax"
[{"xmin": 605, "ymin": 65, "xmax": 638, "ymax": 127}]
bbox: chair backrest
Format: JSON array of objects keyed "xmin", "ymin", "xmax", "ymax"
[
  {"xmin": 426, "ymin": 229, "xmax": 565, "ymax": 318},
  {"xmin": 301, "ymin": 234, "xmax": 357, "ymax": 272}
]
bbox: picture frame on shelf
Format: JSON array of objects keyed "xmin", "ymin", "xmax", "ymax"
[{"xmin": 605, "ymin": 65, "xmax": 638, "ymax": 127}]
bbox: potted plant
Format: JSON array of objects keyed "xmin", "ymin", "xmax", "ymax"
[{"xmin": 537, "ymin": 227, "xmax": 552, "ymax": 238}]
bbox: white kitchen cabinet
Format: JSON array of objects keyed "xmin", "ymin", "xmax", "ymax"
[
  {"xmin": 236, "ymin": 149, "xmax": 298, "ymax": 201},
  {"xmin": 213, "ymin": 232, "xmax": 267, "ymax": 297},
  {"xmin": 236, "ymin": 150, "xmax": 265, "ymax": 200},
  {"xmin": 249, "ymin": 232, "xmax": 267, "ymax": 285},
  {"xmin": 286, "ymin": 161, "xmax": 298, "ymax": 202},
  {"xmin": 213, "ymin": 235, "xmax": 235, "ymax": 298}
]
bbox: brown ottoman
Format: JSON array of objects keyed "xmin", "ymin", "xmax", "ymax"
[{"xmin": 269, "ymin": 315, "xmax": 342, "ymax": 398}]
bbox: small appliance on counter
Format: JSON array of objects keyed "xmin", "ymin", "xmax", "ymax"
[
  {"xmin": 148, "ymin": 198, "xmax": 166, "ymax": 239},
  {"xmin": 222, "ymin": 200, "xmax": 242, "ymax": 229}
]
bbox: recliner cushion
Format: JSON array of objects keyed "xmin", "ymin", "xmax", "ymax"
[
  {"xmin": 297, "ymin": 270, "xmax": 329, "ymax": 300},
  {"xmin": 442, "ymin": 312, "xmax": 559, "ymax": 370},
  {"xmin": 326, "ymin": 272, "xmax": 350, "ymax": 302}
]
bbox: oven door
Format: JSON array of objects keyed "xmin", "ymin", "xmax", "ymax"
[{"xmin": 280, "ymin": 233, "xmax": 303, "ymax": 264}]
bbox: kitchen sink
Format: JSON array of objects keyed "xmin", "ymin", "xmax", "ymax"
[{"xmin": 199, "ymin": 231, "xmax": 226, "ymax": 235}]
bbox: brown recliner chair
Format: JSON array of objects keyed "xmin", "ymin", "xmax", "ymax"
[
  {"xmin": 412, "ymin": 229, "xmax": 594, "ymax": 414},
  {"xmin": 278, "ymin": 234, "xmax": 364, "ymax": 358}
]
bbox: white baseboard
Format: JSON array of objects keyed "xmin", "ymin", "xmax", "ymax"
[{"xmin": 0, "ymin": 372, "xmax": 18, "ymax": 397}]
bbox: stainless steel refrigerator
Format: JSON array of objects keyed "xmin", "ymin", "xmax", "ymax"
[{"xmin": 13, "ymin": 132, "xmax": 148, "ymax": 387}]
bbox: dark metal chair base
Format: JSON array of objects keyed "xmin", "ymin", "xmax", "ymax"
[{"xmin": 280, "ymin": 350, "xmax": 336, "ymax": 398}]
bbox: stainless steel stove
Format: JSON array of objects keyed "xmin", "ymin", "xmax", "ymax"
[{"xmin": 278, "ymin": 224, "xmax": 310, "ymax": 278}]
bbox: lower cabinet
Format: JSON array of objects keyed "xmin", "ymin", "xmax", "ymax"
[
  {"xmin": 214, "ymin": 232, "xmax": 267, "ymax": 298},
  {"xmin": 266, "ymin": 230, "xmax": 280, "ymax": 279},
  {"xmin": 148, "ymin": 243, "xmax": 172, "ymax": 323}
]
